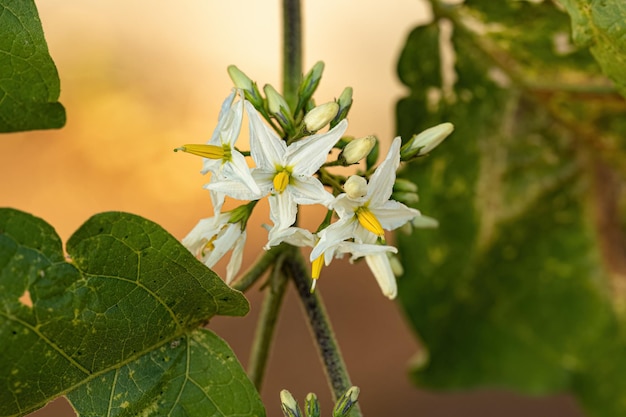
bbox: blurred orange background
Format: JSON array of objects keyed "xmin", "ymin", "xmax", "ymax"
[{"xmin": 2, "ymin": 1, "xmax": 584, "ymax": 416}]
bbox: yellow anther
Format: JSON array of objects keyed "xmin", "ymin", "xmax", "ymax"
[
  {"xmin": 273, "ymin": 170, "xmax": 291, "ymax": 193},
  {"xmin": 201, "ymin": 236, "xmax": 218, "ymax": 256},
  {"xmin": 355, "ymin": 206, "xmax": 384, "ymax": 237},
  {"xmin": 311, "ymin": 255, "xmax": 324, "ymax": 280},
  {"xmin": 174, "ymin": 144, "xmax": 225, "ymax": 160}
]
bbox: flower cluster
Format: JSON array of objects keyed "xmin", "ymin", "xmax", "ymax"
[{"xmin": 176, "ymin": 63, "xmax": 453, "ymax": 298}]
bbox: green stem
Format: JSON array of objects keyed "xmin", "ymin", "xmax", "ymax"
[
  {"xmin": 284, "ymin": 248, "xmax": 363, "ymax": 417},
  {"xmin": 282, "ymin": 0, "xmax": 302, "ymax": 110},
  {"xmin": 247, "ymin": 253, "xmax": 290, "ymax": 391}
]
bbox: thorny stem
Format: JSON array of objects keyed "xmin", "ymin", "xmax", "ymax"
[
  {"xmin": 284, "ymin": 247, "xmax": 363, "ymax": 417},
  {"xmin": 248, "ymin": 253, "xmax": 290, "ymax": 391}
]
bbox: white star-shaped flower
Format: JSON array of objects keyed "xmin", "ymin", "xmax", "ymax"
[
  {"xmin": 310, "ymin": 137, "xmax": 420, "ymax": 298},
  {"xmin": 182, "ymin": 213, "xmax": 246, "ymax": 284},
  {"xmin": 243, "ymin": 100, "xmax": 348, "ymax": 242},
  {"xmin": 177, "ymin": 90, "xmax": 260, "ymax": 213}
]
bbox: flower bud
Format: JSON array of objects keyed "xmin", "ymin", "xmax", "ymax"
[
  {"xmin": 227, "ymin": 65, "xmax": 264, "ymax": 108},
  {"xmin": 305, "ymin": 393, "xmax": 321, "ymax": 417},
  {"xmin": 332, "ymin": 386, "xmax": 360, "ymax": 417},
  {"xmin": 331, "ymin": 87, "xmax": 353, "ymax": 128},
  {"xmin": 412, "ymin": 214, "xmax": 439, "ymax": 229},
  {"xmin": 227, "ymin": 65, "xmax": 253, "ymax": 91},
  {"xmin": 344, "ymin": 175, "xmax": 368, "ymax": 199},
  {"xmin": 365, "ymin": 136, "xmax": 379, "ymax": 170},
  {"xmin": 340, "ymin": 135, "xmax": 376, "ymax": 164},
  {"xmin": 298, "ymin": 61, "xmax": 325, "ymax": 111},
  {"xmin": 393, "ymin": 178, "xmax": 418, "ymax": 193},
  {"xmin": 388, "ymin": 254, "xmax": 404, "ymax": 277},
  {"xmin": 280, "ymin": 390, "xmax": 302, "ymax": 417},
  {"xmin": 264, "ymin": 84, "xmax": 294, "ymax": 131},
  {"xmin": 400, "ymin": 122, "xmax": 454, "ymax": 160},
  {"xmin": 304, "ymin": 102, "xmax": 339, "ymax": 132},
  {"xmin": 391, "ymin": 191, "xmax": 419, "ymax": 205}
]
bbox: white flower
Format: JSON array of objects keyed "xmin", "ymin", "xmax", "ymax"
[
  {"xmin": 176, "ymin": 90, "xmax": 260, "ymax": 213},
  {"xmin": 182, "ymin": 213, "xmax": 246, "ymax": 284},
  {"xmin": 243, "ymin": 100, "xmax": 348, "ymax": 241},
  {"xmin": 310, "ymin": 137, "xmax": 420, "ymax": 298}
]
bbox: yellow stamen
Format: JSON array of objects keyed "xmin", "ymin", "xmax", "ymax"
[
  {"xmin": 201, "ymin": 236, "xmax": 218, "ymax": 256},
  {"xmin": 273, "ymin": 170, "xmax": 291, "ymax": 193},
  {"xmin": 311, "ymin": 255, "xmax": 324, "ymax": 280},
  {"xmin": 175, "ymin": 144, "xmax": 225, "ymax": 160},
  {"xmin": 355, "ymin": 206, "xmax": 384, "ymax": 237}
]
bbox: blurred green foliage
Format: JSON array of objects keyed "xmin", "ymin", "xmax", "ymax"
[{"xmin": 396, "ymin": 1, "xmax": 626, "ymax": 416}]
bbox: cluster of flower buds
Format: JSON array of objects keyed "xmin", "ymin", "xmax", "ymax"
[
  {"xmin": 175, "ymin": 63, "xmax": 453, "ymax": 298},
  {"xmin": 280, "ymin": 387, "xmax": 360, "ymax": 417}
]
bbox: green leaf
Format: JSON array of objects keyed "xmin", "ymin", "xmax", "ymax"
[
  {"xmin": 0, "ymin": 209, "xmax": 255, "ymax": 417},
  {"xmin": 67, "ymin": 329, "xmax": 265, "ymax": 417},
  {"xmin": 0, "ymin": 0, "xmax": 66, "ymax": 132},
  {"xmin": 560, "ymin": 0, "xmax": 626, "ymax": 97},
  {"xmin": 396, "ymin": 2, "xmax": 626, "ymax": 416}
]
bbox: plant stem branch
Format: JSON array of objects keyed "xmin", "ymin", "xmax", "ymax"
[
  {"xmin": 284, "ymin": 248, "xmax": 363, "ymax": 417},
  {"xmin": 247, "ymin": 253, "xmax": 289, "ymax": 391},
  {"xmin": 232, "ymin": 246, "xmax": 283, "ymax": 293},
  {"xmin": 282, "ymin": 0, "xmax": 302, "ymax": 110}
]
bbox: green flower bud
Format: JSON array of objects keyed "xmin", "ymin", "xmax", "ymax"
[
  {"xmin": 388, "ymin": 253, "xmax": 404, "ymax": 277},
  {"xmin": 393, "ymin": 178, "xmax": 418, "ymax": 193},
  {"xmin": 298, "ymin": 61, "xmax": 325, "ymax": 112},
  {"xmin": 412, "ymin": 214, "xmax": 439, "ymax": 229},
  {"xmin": 264, "ymin": 84, "xmax": 295, "ymax": 132},
  {"xmin": 332, "ymin": 386, "xmax": 360, "ymax": 417},
  {"xmin": 340, "ymin": 135, "xmax": 376, "ymax": 164},
  {"xmin": 365, "ymin": 136, "xmax": 380, "ymax": 170},
  {"xmin": 280, "ymin": 390, "xmax": 302, "ymax": 417},
  {"xmin": 304, "ymin": 393, "xmax": 321, "ymax": 417},
  {"xmin": 304, "ymin": 102, "xmax": 339, "ymax": 132},
  {"xmin": 227, "ymin": 65, "xmax": 264, "ymax": 108},
  {"xmin": 330, "ymin": 87, "xmax": 353, "ymax": 128},
  {"xmin": 391, "ymin": 191, "xmax": 419, "ymax": 205},
  {"xmin": 400, "ymin": 122, "xmax": 454, "ymax": 160},
  {"xmin": 227, "ymin": 65, "xmax": 253, "ymax": 91}
]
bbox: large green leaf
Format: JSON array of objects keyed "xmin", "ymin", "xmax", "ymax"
[
  {"xmin": 0, "ymin": 0, "xmax": 65, "ymax": 132},
  {"xmin": 0, "ymin": 209, "xmax": 259, "ymax": 417},
  {"xmin": 396, "ymin": 1, "xmax": 626, "ymax": 416},
  {"xmin": 559, "ymin": 0, "xmax": 626, "ymax": 97},
  {"xmin": 68, "ymin": 329, "xmax": 264, "ymax": 417}
]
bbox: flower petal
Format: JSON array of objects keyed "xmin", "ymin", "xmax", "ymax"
[
  {"xmin": 372, "ymin": 200, "xmax": 420, "ymax": 231},
  {"xmin": 204, "ymin": 178, "xmax": 261, "ymax": 201},
  {"xmin": 246, "ymin": 101, "xmax": 287, "ymax": 168},
  {"xmin": 311, "ymin": 217, "xmax": 357, "ymax": 262},
  {"xmin": 287, "ymin": 119, "xmax": 348, "ymax": 176},
  {"xmin": 223, "ymin": 151, "xmax": 261, "ymax": 195},
  {"xmin": 365, "ymin": 253, "xmax": 398, "ymax": 299},
  {"xmin": 268, "ymin": 192, "xmax": 298, "ymax": 237},
  {"xmin": 226, "ymin": 231, "xmax": 246, "ymax": 283},
  {"xmin": 290, "ymin": 175, "xmax": 334, "ymax": 207},
  {"xmin": 367, "ymin": 137, "xmax": 402, "ymax": 206}
]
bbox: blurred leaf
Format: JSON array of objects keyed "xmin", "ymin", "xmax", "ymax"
[
  {"xmin": 0, "ymin": 0, "xmax": 65, "ymax": 132},
  {"xmin": 396, "ymin": 1, "xmax": 626, "ymax": 416},
  {"xmin": 0, "ymin": 209, "xmax": 258, "ymax": 417},
  {"xmin": 559, "ymin": 0, "xmax": 626, "ymax": 97}
]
